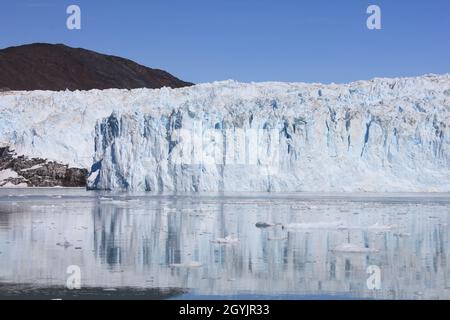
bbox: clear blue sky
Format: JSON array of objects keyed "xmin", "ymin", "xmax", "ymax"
[{"xmin": 1, "ymin": 0, "xmax": 449, "ymax": 84}]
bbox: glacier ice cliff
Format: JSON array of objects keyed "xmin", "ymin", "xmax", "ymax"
[{"xmin": 1, "ymin": 75, "xmax": 450, "ymax": 192}]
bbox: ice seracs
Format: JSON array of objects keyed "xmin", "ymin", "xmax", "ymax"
[
  {"xmin": 88, "ymin": 75, "xmax": 450, "ymax": 192},
  {"xmin": 1, "ymin": 74, "xmax": 450, "ymax": 192}
]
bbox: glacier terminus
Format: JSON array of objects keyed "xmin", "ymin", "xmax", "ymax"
[{"xmin": 1, "ymin": 74, "xmax": 449, "ymax": 192}]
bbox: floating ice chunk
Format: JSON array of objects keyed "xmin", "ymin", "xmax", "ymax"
[
  {"xmin": 366, "ymin": 223, "xmax": 395, "ymax": 231},
  {"xmin": 332, "ymin": 243, "xmax": 379, "ymax": 253},
  {"xmin": 109, "ymin": 200, "xmax": 130, "ymax": 205},
  {"xmin": 268, "ymin": 236, "xmax": 288, "ymax": 241},
  {"xmin": 211, "ymin": 236, "xmax": 239, "ymax": 244},
  {"xmin": 170, "ymin": 261, "xmax": 203, "ymax": 268},
  {"xmin": 339, "ymin": 223, "xmax": 395, "ymax": 231},
  {"xmin": 283, "ymin": 221, "xmax": 344, "ymax": 230},
  {"xmin": 393, "ymin": 232, "xmax": 411, "ymax": 237}
]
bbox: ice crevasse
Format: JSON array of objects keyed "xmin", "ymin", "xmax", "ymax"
[{"xmin": 1, "ymin": 75, "xmax": 449, "ymax": 192}]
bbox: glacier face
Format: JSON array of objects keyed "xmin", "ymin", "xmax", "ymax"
[
  {"xmin": 89, "ymin": 75, "xmax": 450, "ymax": 192},
  {"xmin": 1, "ymin": 75, "xmax": 450, "ymax": 192}
]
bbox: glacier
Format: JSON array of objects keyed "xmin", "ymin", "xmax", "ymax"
[{"xmin": 1, "ymin": 74, "xmax": 450, "ymax": 192}]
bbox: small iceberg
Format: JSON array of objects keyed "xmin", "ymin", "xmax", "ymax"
[
  {"xmin": 339, "ymin": 223, "xmax": 395, "ymax": 232},
  {"xmin": 169, "ymin": 261, "xmax": 203, "ymax": 268},
  {"xmin": 268, "ymin": 236, "xmax": 287, "ymax": 241},
  {"xmin": 283, "ymin": 221, "xmax": 344, "ymax": 230},
  {"xmin": 211, "ymin": 236, "xmax": 239, "ymax": 244},
  {"xmin": 332, "ymin": 243, "xmax": 379, "ymax": 253}
]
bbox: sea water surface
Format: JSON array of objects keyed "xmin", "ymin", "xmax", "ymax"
[{"xmin": 0, "ymin": 188, "xmax": 449, "ymax": 300}]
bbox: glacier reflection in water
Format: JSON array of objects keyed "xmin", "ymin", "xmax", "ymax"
[{"xmin": 0, "ymin": 189, "xmax": 449, "ymax": 299}]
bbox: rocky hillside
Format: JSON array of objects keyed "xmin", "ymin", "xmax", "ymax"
[
  {"xmin": 0, "ymin": 147, "xmax": 87, "ymax": 187},
  {"xmin": 0, "ymin": 43, "xmax": 193, "ymax": 91}
]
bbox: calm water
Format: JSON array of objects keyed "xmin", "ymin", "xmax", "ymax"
[{"xmin": 0, "ymin": 189, "xmax": 449, "ymax": 300}]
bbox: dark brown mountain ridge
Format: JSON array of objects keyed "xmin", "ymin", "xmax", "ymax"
[{"xmin": 0, "ymin": 43, "xmax": 193, "ymax": 91}]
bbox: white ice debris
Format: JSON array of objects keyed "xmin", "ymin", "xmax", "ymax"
[
  {"xmin": 1, "ymin": 75, "xmax": 450, "ymax": 192},
  {"xmin": 284, "ymin": 221, "xmax": 394, "ymax": 232},
  {"xmin": 169, "ymin": 262, "xmax": 203, "ymax": 268},
  {"xmin": 340, "ymin": 222, "xmax": 395, "ymax": 231},
  {"xmin": 211, "ymin": 235, "xmax": 240, "ymax": 244},
  {"xmin": 332, "ymin": 243, "xmax": 379, "ymax": 253},
  {"xmin": 283, "ymin": 222, "xmax": 345, "ymax": 230},
  {"xmin": 267, "ymin": 236, "xmax": 288, "ymax": 241}
]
